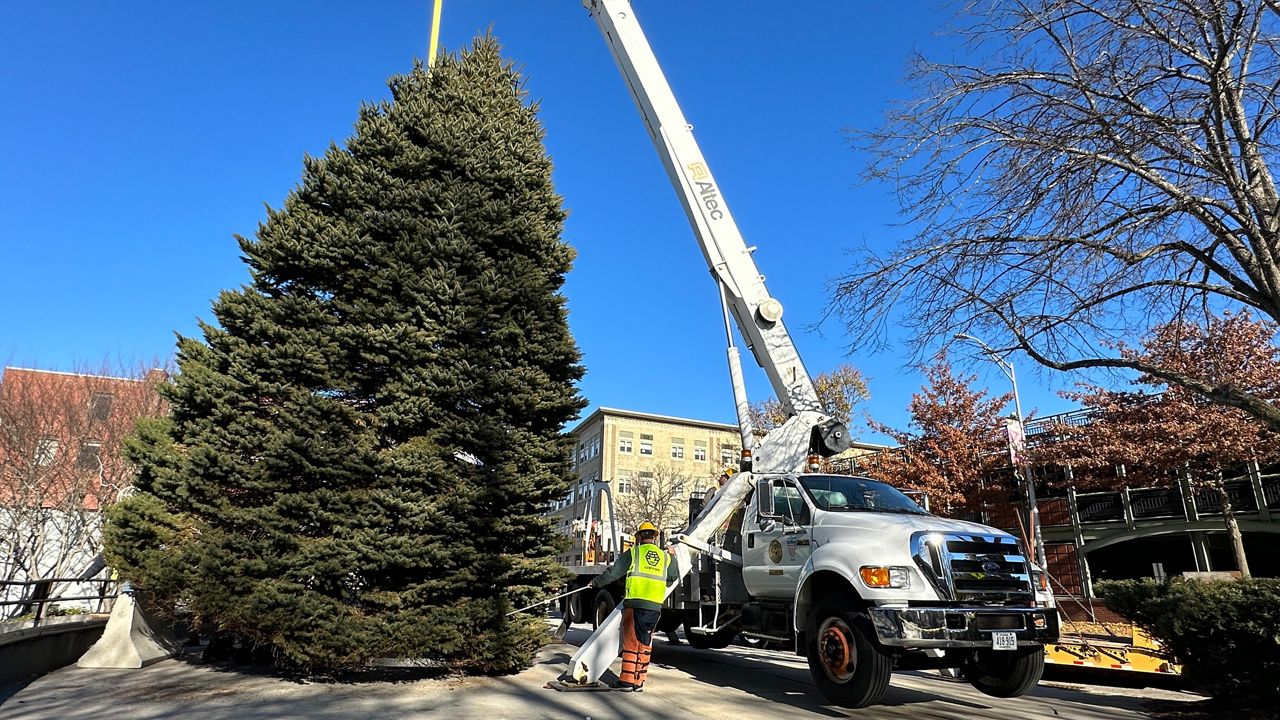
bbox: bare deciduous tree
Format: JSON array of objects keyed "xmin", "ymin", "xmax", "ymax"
[
  {"xmin": 750, "ymin": 363, "xmax": 870, "ymax": 433},
  {"xmin": 837, "ymin": 0, "xmax": 1280, "ymax": 429},
  {"xmin": 613, "ymin": 463, "xmax": 693, "ymax": 537},
  {"xmin": 0, "ymin": 362, "xmax": 168, "ymax": 615}
]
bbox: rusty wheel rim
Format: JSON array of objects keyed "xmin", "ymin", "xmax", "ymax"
[{"xmin": 817, "ymin": 617, "xmax": 856, "ymax": 683}]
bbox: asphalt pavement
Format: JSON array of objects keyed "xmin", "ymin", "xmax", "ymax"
[{"xmin": 0, "ymin": 621, "xmax": 1201, "ymax": 719}]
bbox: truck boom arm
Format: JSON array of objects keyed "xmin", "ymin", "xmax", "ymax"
[
  {"xmin": 564, "ymin": 2, "xmax": 857, "ymax": 685},
  {"xmin": 585, "ymin": 0, "xmax": 823, "ymax": 424}
]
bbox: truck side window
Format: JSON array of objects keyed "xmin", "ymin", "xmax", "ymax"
[{"xmin": 774, "ymin": 484, "xmax": 810, "ymax": 526}]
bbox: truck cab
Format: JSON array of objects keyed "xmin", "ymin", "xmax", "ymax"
[{"xmin": 679, "ymin": 473, "xmax": 1057, "ymax": 706}]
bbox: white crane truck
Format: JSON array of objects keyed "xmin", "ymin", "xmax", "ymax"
[{"xmin": 563, "ymin": 1, "xmax": 1059, "ymax": 708}]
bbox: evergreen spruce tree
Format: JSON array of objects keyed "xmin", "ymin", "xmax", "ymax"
[{"xmin": 105, "ymin": 37, "xmax": 585, "ymax": 673}]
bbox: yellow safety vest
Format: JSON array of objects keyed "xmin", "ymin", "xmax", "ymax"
[{"xmin": 625, "ymin": 543, "xmax": 670, "ymax": 605}]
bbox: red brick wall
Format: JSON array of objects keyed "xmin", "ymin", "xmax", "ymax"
[
  {"xmin": 1055, "ymin": 599, "xmax": 1126, "ymax": 624},
  {"xmin": 1040, "ymin": 497, "xmax": 1071, "ymax": 527},
  {"xmin": 1045, "ymin": 541, "xmax": 1084, "ymax": 596}
]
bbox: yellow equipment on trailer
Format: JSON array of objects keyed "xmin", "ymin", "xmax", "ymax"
[{"xmin": 1047, "ymin": 615, "xmax": 1180, "ymax": 675}]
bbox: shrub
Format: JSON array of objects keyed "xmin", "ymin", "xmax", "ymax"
[{"xmin": 1099, "ymin": 578, "xmax": 1280, "ymax": 701}]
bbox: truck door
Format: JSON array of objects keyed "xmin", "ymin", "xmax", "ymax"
[{"xmin": 742, "ymin": 478, "xmax": 813, "ymax": 599}]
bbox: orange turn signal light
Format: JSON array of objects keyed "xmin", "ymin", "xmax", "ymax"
[
  {"xmin": 860, "ymin": 566, "xmax": 891, "ymax": 587},
  {"xmin": 859, "ymin": 565, "xmax": 910, "ymax": 589}
]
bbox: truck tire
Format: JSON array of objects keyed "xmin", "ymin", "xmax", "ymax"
[
  {"xmin": 592, "ymin": 590, "xmax": 615, "ymax": 629},
  {"xmin": 806, "ymin": 598, "xmax": 892, "ymax": 708},
  {"xmin": 962, "ymin": 647, "xmax": 1044, "ymax": 698},
  {"xmin": 684, "ymin": 620, "xmax": 737, "ymax": 650},
  {"xmin": 564, "ymin": 588, "xmax": 587, "ymax": 624}
]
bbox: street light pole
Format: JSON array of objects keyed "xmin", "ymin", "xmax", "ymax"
[{"xmin": 955, "ymin": 334, "xmax": 1048, "ymax": 570}]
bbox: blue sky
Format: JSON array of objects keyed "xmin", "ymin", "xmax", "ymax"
[{"xmin": 0, "ymin": 1, "xmax": 1081, "ymax": 442}]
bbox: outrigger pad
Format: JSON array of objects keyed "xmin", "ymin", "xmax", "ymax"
[
  {"xmin": 548, "ymin": 668, "xmax": 619, "ymax": 692},
  {"xmin": 546, "ymin": 680, "xmax": 612, "ymax": 692}
]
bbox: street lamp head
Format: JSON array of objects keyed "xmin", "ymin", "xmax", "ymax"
[{"xmin": 954, "ymin": 332, "xmax": 992, "ymax": 352}]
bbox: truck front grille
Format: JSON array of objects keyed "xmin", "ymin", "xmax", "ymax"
[{"xmin": 912, "ymin": 532, "xmax": 1033, "ymax": 605}]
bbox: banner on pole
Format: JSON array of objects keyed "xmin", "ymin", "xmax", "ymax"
[{"xmin": 1004, "ymin": 417, "xmax": 1026, "ymax": 467}]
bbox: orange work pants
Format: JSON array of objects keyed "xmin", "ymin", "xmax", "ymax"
[{"xmin": 620, "ymin": 606, "xmax": 660, "ymax": 687}]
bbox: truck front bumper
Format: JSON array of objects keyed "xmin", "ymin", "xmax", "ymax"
[{"xmin": 867, "ymin": 606, "xmax": 1059, "ymax": 648}]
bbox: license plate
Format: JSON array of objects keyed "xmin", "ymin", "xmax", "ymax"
[{"xmin": 992, "ymin": 632, "xmax": 1017, "ymax": 651}]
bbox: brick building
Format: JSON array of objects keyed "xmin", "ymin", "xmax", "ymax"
[
  {"xmin": 0, "ymin": 367, "xmax": 168, "ymax": 614},
  {"xmin": 550, "ymin": 407, "xmax": 743, "ymax": 565}
]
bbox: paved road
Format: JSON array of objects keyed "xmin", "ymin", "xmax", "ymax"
[{"xmin": 0, "ymin": 623, "xmax": 1198, "ymax": 719}]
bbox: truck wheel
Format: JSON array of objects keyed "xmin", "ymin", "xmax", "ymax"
[
  {"xmin": 592, "ymin": 590, "xmax": 615, "ymax": 629},
  {"xmin": 962, "ymin": 647, "xmax": 1044, "ymax": 698},
  {"xmin": 684, "ymin": 621, "xmax": 737, "ymax": 650},
  {"xmin": 806, "ymin": 598, "xmax": 892, "ymax": 708},
  {"xmin": 564, "ymin": 588, "xmax": 586, "ymax": 624}
]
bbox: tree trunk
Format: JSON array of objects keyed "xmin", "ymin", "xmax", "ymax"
[{"xmin": 1214, "ymin": 473, "xmax": 1252, "ymax": 579}]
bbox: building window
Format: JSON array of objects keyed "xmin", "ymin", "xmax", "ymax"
[
  {"xmin": 618, "ymin": 431, "xmax": 633, "ymax": 453},
  {"xmin": 76, "ymin": 440, "xmax": 102, "ymax": 471},
  {"xmin": 590, "ymin": 435, "xmax": 601, "ymax": 458},
  {"xmin": 721, "ymin": 447, "xmax": 736, "ymax": 467},
  {"xmin": 579, "ymin": 443, "xmax": 588, "ymax": 462},
  {"xmin": 693, "ymin": 440, "xmax": 707, "ymax": 462},
  {"xmin": 34, "ymin": 437, "xmax": 59, "ymax": 467},
  {"xmin": 639, "ymin": 433, "xmax": 654, "ymax": 456},
  {"xmin": 89, "ymin": 393, "xmax": 114, "ymax": 423},
  {"xmin": 671, "ymin": 442, "xmax": 684, "ymax": 460},
  {"xmin": 617, "ymin": 471, "xmax": 633, "ymax": 495},
  {"xmin": 637, "ymin": 470, "xmax": 654, "ymax": 492}
]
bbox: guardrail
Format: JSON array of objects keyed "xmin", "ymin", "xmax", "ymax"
[
  {"xmin": 1, "ymin": 575, "xmax": 118, "ymax": 624},
  {"xmin": 971, "ymin": 469, "xmax": 1280, "ymax": 535}
]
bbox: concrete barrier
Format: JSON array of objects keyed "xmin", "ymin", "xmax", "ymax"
[
  {"xmin": 76, "ymin": 592, "xmax": 179, "ymax": 669},
  {"xmin": 0, "ymin": 615, "xmax": 109, "ymax": 685}
]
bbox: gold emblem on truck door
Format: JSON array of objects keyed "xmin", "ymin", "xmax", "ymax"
[{"xmin": 768, "ymin": 539, "xmax": 783, "ymax": 564}]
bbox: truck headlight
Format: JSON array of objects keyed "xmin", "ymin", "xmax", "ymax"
[{"xmin": 859, "ymin": 565, "xmax": 911, "ymax": 589}]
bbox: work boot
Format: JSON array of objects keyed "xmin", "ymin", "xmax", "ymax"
[
  {"xmin": 616, "ymin": 682, "xmax": 639, "ymax": 692},
  {"xmin": 666, "ymin": 630, "xmax": 682, "ymax": 645}
]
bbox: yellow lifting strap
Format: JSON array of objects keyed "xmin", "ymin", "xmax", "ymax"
[{"xmin": 427, "ymin": 0, "xmax": 444, "ymax": 68}]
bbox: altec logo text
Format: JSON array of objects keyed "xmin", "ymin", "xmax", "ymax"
[
  {"xmin": 695, "ymin": 181, "xmax": 724, "ymax": 220},
  {"xmin": 686, "ymin": 162, "xmax": 725, "ymax": 220}
]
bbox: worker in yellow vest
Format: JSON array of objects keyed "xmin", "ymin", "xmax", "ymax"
[{"xmin": 590, "ymin": 520, "xmax": 680, "ymax": 692}]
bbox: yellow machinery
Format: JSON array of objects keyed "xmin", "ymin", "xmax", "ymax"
[{"xmin": 1047, "ymin": 617, "xmax": 1180, "ymax": 675}]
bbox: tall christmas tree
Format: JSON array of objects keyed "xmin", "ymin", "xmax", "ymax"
[{"xmin": 105, "ymin": 37, "xmax": 585, "ymax": 673}]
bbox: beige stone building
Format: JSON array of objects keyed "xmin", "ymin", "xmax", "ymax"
[{"xmin": 550, "ymin": 407, "xmax": 741, "ymax": 565}]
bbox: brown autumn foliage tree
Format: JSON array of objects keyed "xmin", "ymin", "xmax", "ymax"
[
  {"xmin": 750, "ymin": 363, "xmax": 870, "ymax": 432},
  {"xmin": 861, "ymin": 356, "xmax": 1013, "ymax": 515},
  {"xmin": 0, "ymin": 363, "xmax": 168, "ymax": 614},
  {"xmin": 1039, "ymin": 312, "xmax": 1280, "ymax": 579}
]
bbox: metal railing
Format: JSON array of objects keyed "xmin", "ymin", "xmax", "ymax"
[{"xmin": 1, "ymin": 575, "xmax": 118, "ymax": 624}]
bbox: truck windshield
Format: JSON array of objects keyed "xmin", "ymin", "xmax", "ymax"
[{"xmin": 798, "ymin": 475, "xmax": 929, "ymax": 515}]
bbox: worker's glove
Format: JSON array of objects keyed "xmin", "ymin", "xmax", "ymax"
[{"xmin": 587, "ymin": 580, "xmax": 597, "ymax": 590}]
